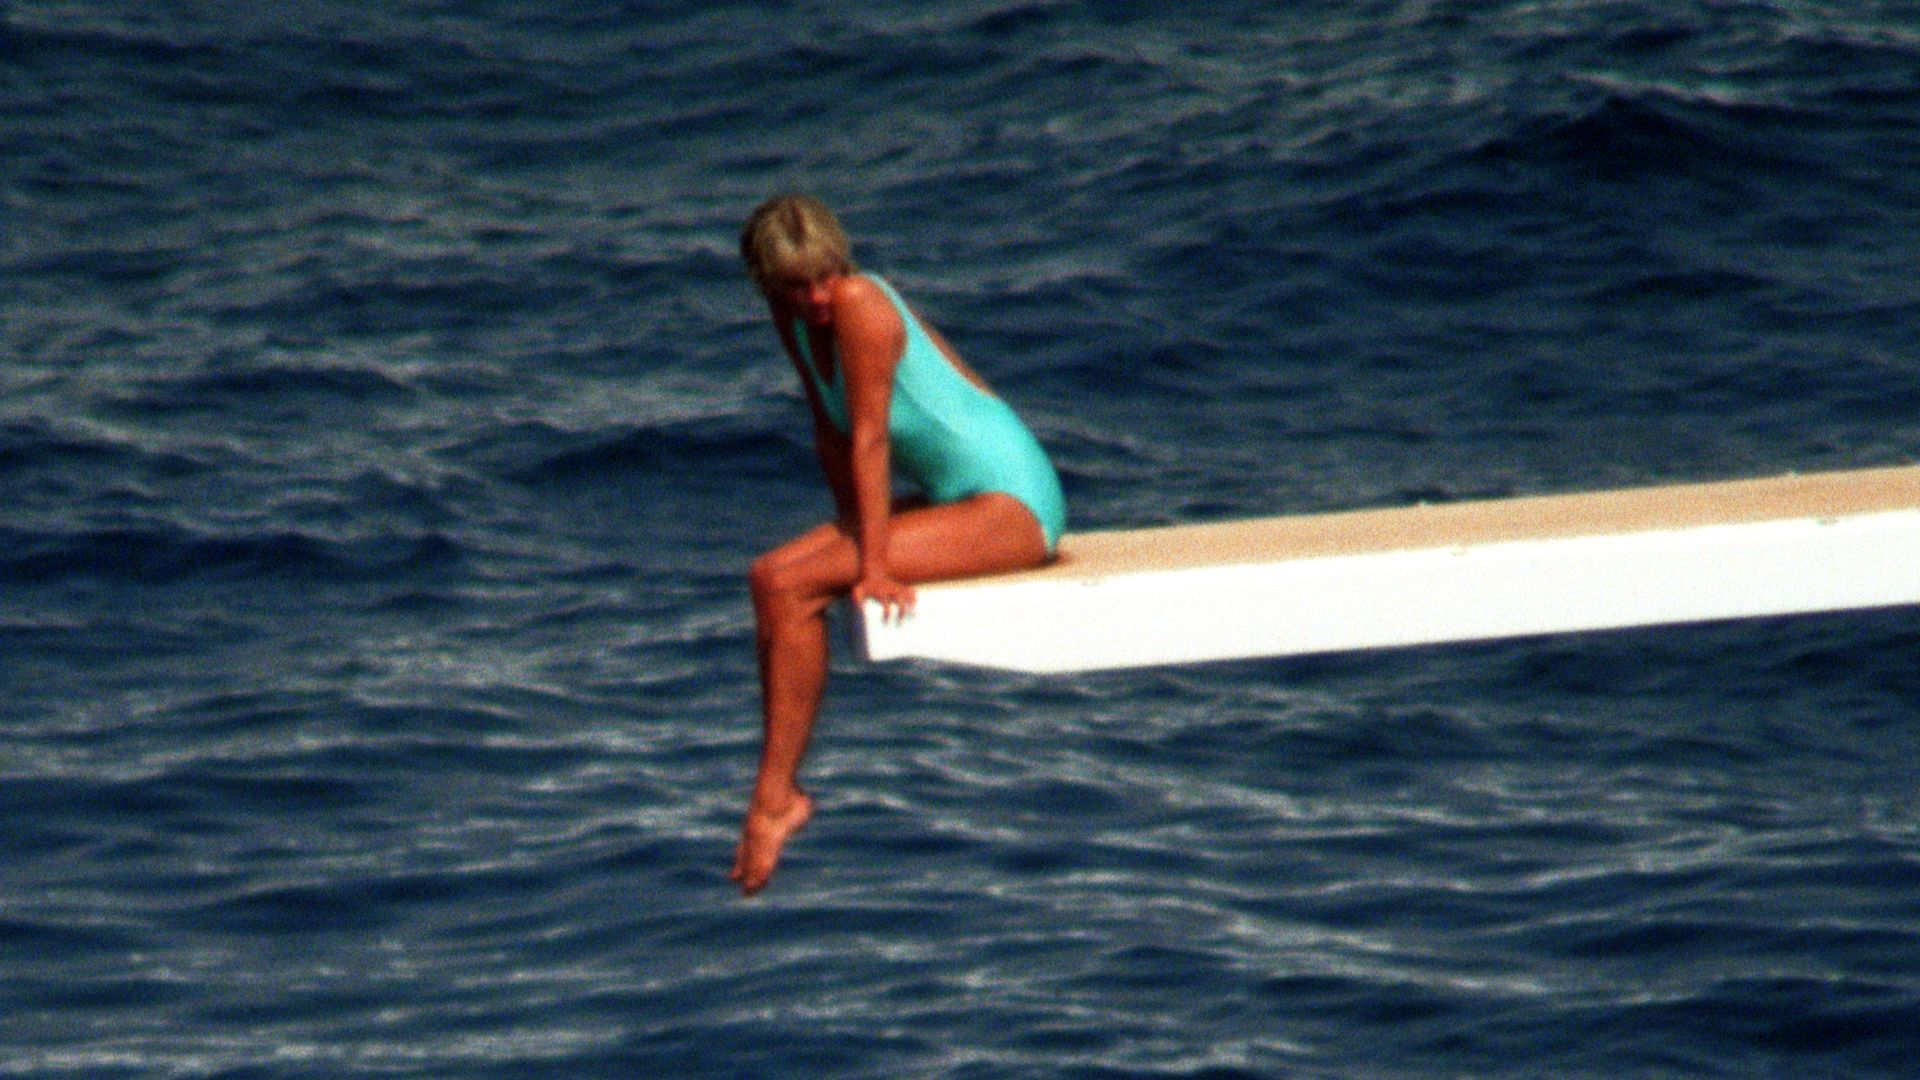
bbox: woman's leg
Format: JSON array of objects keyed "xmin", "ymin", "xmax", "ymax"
[{"xmin": 731, "ymin": 493, "xmax": 1049, "ymax": 895}]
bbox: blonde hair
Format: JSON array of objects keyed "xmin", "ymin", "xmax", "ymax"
[{"xmin": 739, "ymin": 193, "xmax": 856, "ymax": 292}]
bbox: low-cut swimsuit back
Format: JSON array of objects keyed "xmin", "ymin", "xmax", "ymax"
[{"xmin": 793, "ymin": 275, "xmax": 1067, "ymax": 553}]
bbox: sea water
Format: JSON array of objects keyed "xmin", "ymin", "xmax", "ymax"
[{"xmin": 5, "ymin": 1, "xmax": 1920, "ymax": 1076}]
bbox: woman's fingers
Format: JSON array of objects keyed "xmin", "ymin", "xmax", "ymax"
[{"xmin": 853, "ymin": 578, "xmax": 917, "ymax": 623}]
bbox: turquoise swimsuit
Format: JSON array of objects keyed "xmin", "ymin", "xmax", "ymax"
[{"xmin": 793, "ymin": 275, "xmax": 1067, "ymax": 552}]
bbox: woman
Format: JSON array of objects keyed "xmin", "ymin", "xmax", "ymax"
[{"xmin": 731, "ymin": 193, "xmax": 1067, "ymax": 896}]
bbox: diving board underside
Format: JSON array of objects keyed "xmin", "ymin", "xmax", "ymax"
[{"xmin": 854, "ymin": 466, "xmax": 1920, "ymax": 673}]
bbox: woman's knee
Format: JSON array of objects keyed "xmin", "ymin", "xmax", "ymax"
[
  {"xmin": 748, "ymin": 550, "xmax": 794, "ymax": 607},
  {"xmin": 748, "ymin": 547, "xmax": 839, "ymax": 614}
]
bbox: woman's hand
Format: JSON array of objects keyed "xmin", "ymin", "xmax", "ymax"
[{"xmin": 852, "ymin": 571, "xmax": 917, "ymax": 624}]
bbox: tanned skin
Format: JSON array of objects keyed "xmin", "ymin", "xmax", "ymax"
[{"xmin": 731, "ymin": 271, "xmax": 1050, "ymax": 897}]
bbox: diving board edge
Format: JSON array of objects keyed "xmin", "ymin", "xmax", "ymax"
[{"xmin": 854, "ymin": 467, "xmax": 1920, "ymax": 673}]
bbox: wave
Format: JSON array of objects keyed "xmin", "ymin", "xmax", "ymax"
[
  {"xmin": 453, "ymin": 414, "xmax": 808, "ymax": 488},
  {"xmin": 1473, "ymin": 92, "xmax": 1801, "ymax": 182},
  {"xmin": 1776, "ymin": 24, "xmax": 1920, "ymax": 115},
  {"xmin": 12, "ymin": 243, "xmax": 191, "ymax": 287},
  {"xmin": 0, "ymin": 421, "xmax": 229, "ymax": 547},
  {"xmin": 1, "ymin": 15, "xmax": 603, "ymax": 121},
  {"xmin": 0, "ymin": 419, "xmax": 211, "ymax": 478},
  {"xmin": 219, "ymin": 271, "xmax": 587, "ymax": 338},
  {"xmin": 0, "ymin": 914, "xmax": 141, "ymax": 958},
  {"xmin": 131, "ymin": 361, "xmax": 419, "ymax": 414},
  {"xmin": 0, "ymin": 21, "xmax": 237, "ymax": 71},
  {"xmin": 1583, "ymin": 267, "xmax": 1774, "ymax": 305},
  {"xmin": 0, "ymin": 523, "xmax": 463, "ymax": 586},
  {"xmin": 966, "ymin": 1, "xmax": 1073, "ymax": 39}
]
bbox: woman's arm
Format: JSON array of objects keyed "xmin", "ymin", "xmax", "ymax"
[
  {"xmin": 773, "ymin": 311, "xmax": 858, "ymax": 521},
  {"xmin": 830, "ymin": 277, "xmax": 914, "ymax": 616},
  {"xmin": 810, "ymin": 402, "xmax": 857, "ymax": 522}
]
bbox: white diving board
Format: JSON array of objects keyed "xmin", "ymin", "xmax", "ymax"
[{"xmin": 855, "ymin": 465, "xmax": 1920, "ymax": 673}]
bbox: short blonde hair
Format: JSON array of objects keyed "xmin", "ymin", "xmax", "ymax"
[{"xmin": 740, "ymin": 193, "xmax": 856, "ymax": 291}]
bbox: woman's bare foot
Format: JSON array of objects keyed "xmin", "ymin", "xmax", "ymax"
[{"xmin": 729, "ymin": 789, "xmax": 814, "ymax": 897}]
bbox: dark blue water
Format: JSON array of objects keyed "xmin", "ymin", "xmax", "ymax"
[{"xmin": 6, "ymin": 1, "xmax": 1920, "ymax": 1076}]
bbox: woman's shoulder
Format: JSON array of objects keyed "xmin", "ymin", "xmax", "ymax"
[
  {"xmin": 828, "ymin": 274, "xmax": 908, "ymax": 368},
  {"xmin": 832, "ymin": 272, "xmax": 892, "ymax": 306},
  {"xmin": 829, "ymin": 273, "xmax": 904, "ymax": 327}
]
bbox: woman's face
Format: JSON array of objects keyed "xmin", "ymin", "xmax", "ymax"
[{"xmin": 771, "ymin": 271, "xmax": 841, "ymax": 327}]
